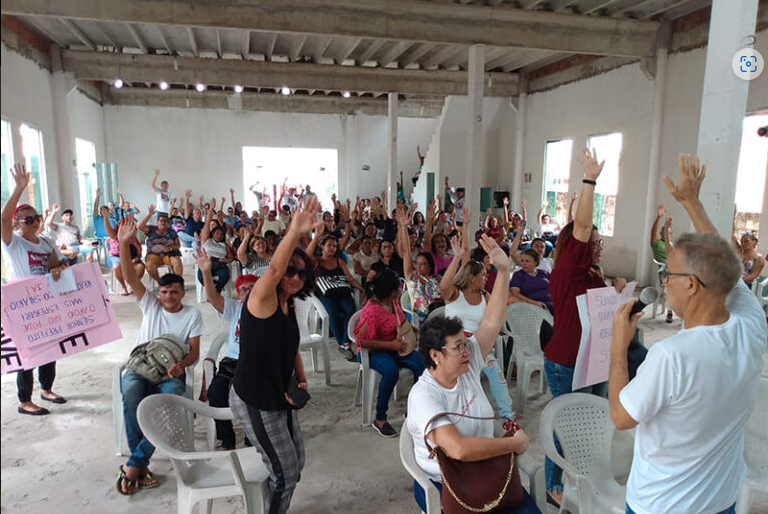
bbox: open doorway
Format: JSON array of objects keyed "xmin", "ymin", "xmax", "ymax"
[
  {"xmin": 242, "ymin": 146, "xmax": 338, "ymax": 215},
  {"xmin": 734, "ymin": 113, "xmax": 768, "ymax": 236}
]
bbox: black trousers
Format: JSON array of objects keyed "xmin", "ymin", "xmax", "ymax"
[
  {"xmin": 207, "ymin": 358, "xmax": 250, "ymax": 448},
  {"xmin": 17, "ymin": 362, "xmax": 56, "ymax": 402}
]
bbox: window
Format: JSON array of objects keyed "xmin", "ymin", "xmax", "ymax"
[
  {"xmin": 541, "ymin": 139, "xmax": 573, "ymax": 227},
  {"xmin": 19, "ymin": 123, "xmax": 47, "ymax": 213},
  {"xmin": 734, "ymin": 113, "xmax": 768, "ymax": 236},
  {"xmin": 1, "ymin": 119, "xmax": 14, "ymax": 209},
  {"xmin": 585, "ymin": 132, "xmax": 622, "ymax": 237},
  {"xmin": 76, "ymin": 138, "xmax": 97, "ymax": 235}
]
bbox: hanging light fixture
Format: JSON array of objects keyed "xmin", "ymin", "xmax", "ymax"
[
  {"xmin": 234, "ymin": 84, "xmax": 244, "ymax": 93},
  {"xmin": 113, "ymin": 78, "xmax": 124, "ymax": 89},
  {"xmin": 159, "ymin": 81, "xmax": 169, "ymax": 90}
]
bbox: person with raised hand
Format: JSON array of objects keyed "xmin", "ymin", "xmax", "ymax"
[
  {"xmin": 197, "ymin": 198, "xmax": 235, "ymax": 293},
  {"xmin": 229, "ymin": 196, "xmax": 320, "ymax": 514},
  {"xmin": 398, "ymin": 206, "xmax": 442, "ymax": 325},
  {"xmin": 138, "ymin": 204, "xmax": 183, "ymax": 281},
  {"xmin": 609, "ymin": 154, "xmax": 766, "ymax": 514},
  {"xmin": 1, "ymin": 163, "xmax": 69, "ymax": 416}
]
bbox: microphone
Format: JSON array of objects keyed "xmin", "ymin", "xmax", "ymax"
[{"xmin": 629, "ymin": 287, "xmax": 659, "ymax": 318}]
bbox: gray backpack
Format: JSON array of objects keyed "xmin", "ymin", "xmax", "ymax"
[{"xmin": 127, "ymin": 334, "xmax": 186, "ymax": 384}]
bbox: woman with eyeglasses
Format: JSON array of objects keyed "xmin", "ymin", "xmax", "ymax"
[
  {"xmin": 1, "ymin": 164, "xmax": 69, "ymax": 416},
  {"xmin": 229, "ymin": 196, "xmax": 319, "ymax": 514},
  {"xmin": 441, "ymin": 217, "xmax": 515, "ymax": 426},
  {"xmin": 406, "ymin": 235, "xmax": 540, "ymax": 514}
]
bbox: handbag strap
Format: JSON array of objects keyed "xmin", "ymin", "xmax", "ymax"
[
  {"xmin": 422, "ymin": 411, "xmax": 510, "ymax": 455},
  {"xmin": 393, "ymin": 301, "xmax": 404, "ymax": 327}
]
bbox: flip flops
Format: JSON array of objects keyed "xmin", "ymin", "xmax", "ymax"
[
  {"xmin": 138, "ymin": 471, "xmax": 159, "ymax": 490},
  {"xmin": 116, "ymin": 466, "xmax": 138, "ymax": 496}
]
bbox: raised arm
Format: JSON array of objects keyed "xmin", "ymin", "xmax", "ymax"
[
  {"xmin": 199, "ymin": 198, "xmax": 216, "ymax": 244},
  {"xmin": 663, "ymin": 217, "xmax": 674, "ymax": 257},
  {"xmin": 93, "ymin": 187, "xmax": 102, "ymax": 218},
  {"xmin": 104, "ymin": 212, "xmax": 118, "ymax": 240},
  {"xmin": 183, "ymin": 190, "xmax": 192, "ymax": 219},
  {"xmin": 567, "ymin": 191, "xmax": 578, "ymax": 224},
  {"xmin": 473, "ymin": 236, "xmax": 512, "ymax": 360},
  {"xmin": 396, "ymin": 208, "xmax": 415, "ymax": 279},
  {"xmin": 195, "ymin": 247, "xmax": 225, "ymax": 314},
  {"xmin": 44, "ymin": 203, "xmax": 60, "ymax": 230},
  {"xmin": 573, "ymin": 148, "xmax": 605, "ymax": 242},
  {"xmin": 520, "ymin": 199, "xmax": 527, "ymax": 225},
  {"xmin": 508, "ymin": 221, "xmax": 524, "ymax": 267},
  {"xmin": 662, "ymin": 154, "xmax": 717, "ymax": 235},
  {"xmin": 118, "ymin": 189, "xmax": 125, "ymax": 211},
  {"xmin": 304, "ymin": 219, "xmax": 325, "ymax": 258},
  {"xmin": 423, "ymin": 196, "xmax": 437, "ymax": 254},
  {"xmin": 650, "ymin": 204, "xmax": 665, "ymax": 245},
  {"xmin": 2, "ymin": 164, "xmax": 31, "ymax": 244},
  {"xmin": 536, "ymin": 202, "xmax": 547, "ymax": 225},
  {"xmin": 482, "ymin": 209, "xmax": 492, "ymax": 231},
  {"xmin": 117, "ymin": 215, "xmax": 146, "ymax": 301},
  {"xmin": 230, "ymin": 188, "xmax": 236, "ymax": 211},
  {"xmin": 151, "ymin": 169, "xmax": 160, "ymax": 190},
  {"xmin": 237, "ymin": 232, "xmax": 251, "ymax": 266},
  {"xmin": 439, "ymin": 235, "xmax": 465, "ymax": 303},
  {"xmin": 502, "ymin": 196, "xmax": 510, "ymax": 227},
  {"xmin": 137, "ymin": 206, "xmax": 155, "ymax": 234}
]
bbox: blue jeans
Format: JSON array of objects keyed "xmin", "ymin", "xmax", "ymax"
[
  {"xmin": 197, "ymin": 263, "xmax": 230, "ymax": 292},
  {"xmin": 627, "ymin": 503, "xmax": 735, "ymax": 514},
  {"xmin": 543, "ymin": 357, "xmax": 606, "ymax": 493},
  {"xmin": 483, "ymin": 354, "xmax": 514, "ymax": 419},
  {"xmin": 318, "ymin": 294, "xmax": 356, "ymax": 347},
  {"xmin": 177, "ymin": 231, "xmax": 198, "ymax": 249},
  {"xmin": 414, "ymin": 479, "xmax": 541, "ymax": 513},
  {"xmin": 121, "ymin": 369, "xmax": 185, "ymax": 469},
  {"xmin": 365, "ymin": 350, "xmax": 425, "ymax": 421}
]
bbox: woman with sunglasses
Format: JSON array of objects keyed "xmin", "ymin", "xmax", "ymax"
[
  {"xmin": 406, "ymin": 235, "xmax": 540, "ymax": 514},
  {"xmin": 229, "ymin": 196, "xmax": 319, "ymax": 514},
  {"xmin": 1, "ymin": 164, "xmax": 69, "ymax": 415},
  {"xmin": 441, "ymin": 221, "xmax": 515, "ymax": 426}
]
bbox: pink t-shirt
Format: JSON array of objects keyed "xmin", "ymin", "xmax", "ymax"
[
  {"xmin": 431, "ymin": 252, "xmax": 453, "ymax": 275},
  {"xmin": 353, "ymin": 300, "xmax": 406, "ymax": 353}
]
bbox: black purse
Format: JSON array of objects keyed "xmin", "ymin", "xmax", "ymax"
[{"xmin": 286, "ymin": 374, "xmax": 310, "ymax": 409}]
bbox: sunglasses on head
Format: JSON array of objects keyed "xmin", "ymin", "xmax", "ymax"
[
  {"xmin": 17, "ymin": 214, "xmax": 42, "ymax": 224},
  {"xmin": 285, "ymin": 265, "xmax": 307, "ymax": 281}
]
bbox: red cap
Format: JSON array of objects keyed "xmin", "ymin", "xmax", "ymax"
[{"xmin": 12, "ymin": 204, "xmax": 34, "ymax": 219}]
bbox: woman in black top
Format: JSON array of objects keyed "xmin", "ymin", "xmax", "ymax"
[{"xmin": 229, "ymin": 196, "xmax": 320, "ymax": 514}]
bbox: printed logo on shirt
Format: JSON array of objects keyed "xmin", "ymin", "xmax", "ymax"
[
  {"xmin": 27, "ymin": 251, "xmax": 50, "ymax": 275},
  {"xmin": 460, "ymin": 393, "xmax": 476, "ymax": 416},
  {"xmin": 234, "ymin": 319, "xmax": 241, "ymax": 346}
]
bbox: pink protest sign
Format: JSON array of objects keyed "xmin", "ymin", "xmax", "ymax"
[
  {"xmin": 572, "ymin": 282, "xmax": 636, "ymax": 390},
  {"xmin": 1, "ymin": 263, "xmax": 111, "ymax": 349},
  {"xmin": 0, "ymin": 263, "xmax": 123, "ymax": 374}
]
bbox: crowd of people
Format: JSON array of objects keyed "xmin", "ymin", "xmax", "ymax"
[{"xmin": 1, "ymin": 149, "xmax": 766, "ymax": 514}]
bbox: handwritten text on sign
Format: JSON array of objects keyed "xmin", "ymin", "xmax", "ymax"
[{"xmin": 1, "ymin": 266, "xmax": 110, "ymax": 348}]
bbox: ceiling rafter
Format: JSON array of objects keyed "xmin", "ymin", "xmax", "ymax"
[
  {"xmin": 240, "ymin": 30, "xmax": 250, "ymax": 59},
  {"xmin": 59, "ymin": 18, "xmax": 95, "ymax": 50},
  {"xmin": 334, "ymin": 37, "xmax": 362, "ymax": 63},
  {"xmin": 313, "ymin": 35, "xmax": 332, "ymax": 63},
  {"xmin": 187, "ymin": 26, "xmax": 198, "ymax": 57},
  {"xmin": 378, "ymin": 40, "xmax": 412, "ymax": 66},
  {"xmin": 125, "ymin": 23, "xmax": 147, "ymax": 53}
]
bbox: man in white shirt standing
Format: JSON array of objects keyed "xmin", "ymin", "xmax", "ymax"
[
  {"xmin": 609, "ymin": 155, "xmax": 767, "ymax": 514},
  {"xmin": 115, "ymin": 214, "xmax": 204, "ymax": 496},
  {"xmin": 150, "ymin": 168, "xmax": 173, "ymax": 217}
]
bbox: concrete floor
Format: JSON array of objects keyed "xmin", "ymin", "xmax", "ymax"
[{"xmin": 2, "ymin": 268, "xmax": 766, "ymax": 514}]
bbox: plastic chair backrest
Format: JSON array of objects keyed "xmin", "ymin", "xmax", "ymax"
[
  {"xmin": 399, "ymin": 417, "xmax": 440, "ymax": 514},
  {"xmin": 206, "ymin": 329, "xmax": 229, "ymax": 361},
  {"xmin": 347, "ymin": 310, "xmax": 362, "ymax": 344},
  {"xmin": 400, "ymin": 290, "xmax": 412, "ymax": 313},
  {"xmin": 540, "ymin": 393, "xmax": 616, "ymax": 483},
  {"xmin": 253, "ymin": 266, "xmax": 269, "ymax": 277},
  {"xmin": 505, "ymin": 303, "xmax": 553, "ymax": 357},
  {"xmin": 294, "ymin": 296, "xmax": 320, "ymax": 338},
  {"xmin": 744, "ymin": 378, "xmax": 768, "ymax": 483}
]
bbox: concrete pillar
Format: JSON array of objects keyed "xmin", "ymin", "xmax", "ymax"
[
  {"xmin": 465, "ymin": 44, "xmax": 485, "ymax": 222},
  {"xmin": 49, "ymin": 45, "xmax": 77, "ymax": 211},
  {"xmin": 695, "ymin": 0, "xmax": 759, "ymax": 237},
  {"xmin": 512, "ymin": 72, "xmax": 528, "ymax": 211},
  {"xmin": 387, "ymin": 92, "xmax": 398, "ymax": 213}
]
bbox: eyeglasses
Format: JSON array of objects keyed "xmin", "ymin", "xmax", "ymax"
[
  {"xmin": 443, "ymin": 340, "xmax": 471, "ymax": 355},
  {"xmin": 591, "ymin": 239, "xmax": 604, "ymax": 248},
  {"xmin": 17, "ymin": 214, "xmax": 42, "ymax": 224},
  {"xmin": 285, "ymin": 265, "xmax": 307, "ymax": 281},
  {"xmin": 659, "ymin": 269, "xmax": 707, "ymax": 288}
]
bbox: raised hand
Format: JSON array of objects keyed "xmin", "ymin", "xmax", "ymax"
[
  {"xmin": 229, "ymin": 188, "xmax": 235, "ymax": 194},
  {"xmin": 11, "ymin": 163, "xmax": 31, "ymax": 191},
  {"xmin": 148, "ymin": 204, "xmax": 156, "ymax": 215},
  {"xmin": 209, "ymin": 197, "xmax": 217, "ymax": 210},
  {"xmin": 117, "ymin": 215, "xmax": 136, "ymax": 243},
  {"xmin": 198, "ymin": 194, "xmax": 204, "ymax": 205},
  {"xmin": 449, "ymin": 234, "xmax": 464, "ymax": 256},
  {"xmin": 503, "ymin": 196, "xmax": 509, "ymax": 206},
  {"xmin": 195, "ymin": 246, "xmax": 212, "ymax": 274},
  {"xmin": 154, "ymin": 169, "xmax": 160, "ymax": 176},
  {"xmin": 312, "ymin": 219, "xmax": 324, "ymax": 235},
  {"xmin": 479, "ymin": 234, "xmax": 510, "ymax": 272},
  {"xmin": 657, "ymin": 204, "xmax": 666, "ymax": 218},
  {"xmin": 185, "ymin": 189, "xmax": 192, "ymax": 198},
  {"xmin": 521, "ymin": 199, "xmax": 527, "ymax": 210},
  {"xmin": 571, "ymin": 191, "xmax": 579, "ymax": 201},
  {"xmin": 95, "ymin": 187, "xmax": 102, "ymax": 197},
  {"xmin": 486, "ymin": 208, "xmax": 492, "ymax": 217},
  {"xmin": 51, "ymin": 203, "xmax": 60, "ymax": 213},
  {"xmin": 577, "ymin": 147, "xmax": 605, "ymax": 181},
  {"xmin": 664, "ymin": 216, "xmax": 673, "ymax": 227},
  {"xmin": 291, "ymin": 196, "xmax": 322, "ymax": 235},
  {"xmin": 462, "ymin": 205, "xmax": 472, "ymax": 224},
  {"xmin": 663, "ymin": 154, "xmax": 706, "ymax": 205}
]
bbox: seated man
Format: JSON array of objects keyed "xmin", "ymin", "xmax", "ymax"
[
  {"xmin": 115, "ymin": 215, "xmax": 204, "ymax": 495},
  {"xmin": 45, "ymin": 204, "xmax": 96, "ymax": 264},
  {"xmin": 609, "ymin": 155, "xmax": 767, "ymax": 514},
  {"xmin": 261, "ymin": 210, "xmax": 286, "ymax": 237},
  {"xmin": 138, "ymin": 206, "xmax": 183, "ymax": 281},
  {"xmin": 196, "ymin": 248, "xmax": 256, "ymax": 449},
  {"xmin": 177, "ymin": 190, "xmax": 204, "ymax": 249}
]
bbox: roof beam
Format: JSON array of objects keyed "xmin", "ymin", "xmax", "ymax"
[
  {"xmin": 313, "ymin": 35, "xmax": 333, "ymax": 63},
  {"xmin": 378, "ymin": 41, "xmax": 412, "ymax": 66},
  {"xmin": 91, "ymin": 21, "xmax": 119, "ymax": 49},
  {"xmin": 187, "ymin": 26, "xmax": 198, "ymax": 57},
  {"xmin": 215, "ymin": 29, "xmax": 222, "ymax": 58},
  {"xmin": 125, "ymin": 23, "xmax": 147, "ymax": 53},
  {"xmin": 264, "ymin": 33, "xmax": 277, "ymax": 61},
  {"xmin": 61, "ymin": 49, "xmax": 519, "ymax": 96},
  {"xmin": 240, "ymin": 30, "xmax": 250, "ymax": 59},
  {"xmin": 334, "ymin": 37, "xmax": 361, "ymax": 64},
  {"xmin": 289, "ymin": 34, "xmax": 307, "ymax": 62},
  {"xmin": 156, "ymin": 25, "xmax": 172, "ymax": 54},
  {"xmin": 1, "ymin": 0, "xmax": 660, "ymax": 57},
  {"xmin": 398, "ymin": 43, "xmax": 437, "ymax": 67},
  {"xmin": 104, "ymin": 87, "xmax": 444, "ymax": 117},
  {"xmin": 356, "ymin": 39, "xmax": 385, "ymax": 64},
  {"xmin": 59, "ymin": 18, "xmax": 94, "ymax": 50}
]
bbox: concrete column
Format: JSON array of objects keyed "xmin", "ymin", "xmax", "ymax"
[
  {"xmin": 49, "ymin": 45, "xmax": 77, "ymax": 210},
  {"xmin": 695, "ymin": 0, "xmax": 759, "ymax": 237},
  {"xmin": 512, "ymin": 72, "xmax": 528, "ymax": 211},
  {"xmin": 387, "ymin": 92, "xmax": 398, "ymax": 213},
  {"xmin": 465, "ymin": 44, "xmax": 485, "ymax": 222},
  {"xmin": 636, "ymin": 37, "xmax": 670, "ymax": 285}
]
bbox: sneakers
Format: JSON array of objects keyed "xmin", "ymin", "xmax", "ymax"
[
  {"xmin": 371, "ymin": 421, "xmax": 397, "ymax": 438},
  {"xmin": 666, "ymin": 310, "xmax": 673, "ymax": 323}
]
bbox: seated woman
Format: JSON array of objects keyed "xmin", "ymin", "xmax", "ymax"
[
  {"xmin": 353, "ymin": 235, "xmax": 380, "ymax": 278},
  {"xmin": 307, "ymin": 232, "xmax": 364, "ymax": 361},
  {"xmin": 197, "ymin": 199, "xmax": 236, "ymax": 292},
  {"xmin": 442, "ymin": 226, "xmax": 514, "ymax": 423},
  {"xmin": 396, "ymin": 210, "xmax": 442, "ymax": 325},
  {"xmin": 483, "ymin": 209, "xmax": 505, "ymax": 244},
  {"xmin": 367, "ymin": 238, "xmax": 404, "ymax": 285},
  {"xmin": 104, "ymin": 211, "xmax": 145, "ymax": 295},
  {"xmin": 733, "ymin": 231, "xmax": 765, "ymax": 289},
  {"xmin": 354, "ymin": 269, "xmax": 426, "ymax": 438},
  {"xmin": 238, "ymin": 232, "xmax": 272, "ymax": 274},
  {"xmin": 509, "ymin": 249, "xmax": 553, "ymax": 313},
  {"xmin": 406, "ymin": 235, "xmax": 540, "ymax": 514}
]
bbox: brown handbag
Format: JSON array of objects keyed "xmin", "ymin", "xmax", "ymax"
[
  {"xmin": 394, "ymin": 301, "xmax": 418, "ymax": 357},
  {"xmin": 423, "ymin": 412, "xmax": 523, "ymax": 514}
]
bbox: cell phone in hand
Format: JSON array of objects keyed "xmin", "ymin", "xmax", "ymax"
[{"xmin": 286, "ymin": 375, "xmax": 310, "ymax": 409}]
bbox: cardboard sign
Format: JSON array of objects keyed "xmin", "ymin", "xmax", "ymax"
[
  {"xmin": 572, "ymin": 282, "xmax": 636, "ymax": 390},
  {"xmin": 1, "ymin": 263, "xmax": 111, "ymax": 348},
  {"xmin": 0, "ymin": 263, "xmax": 122, "ymax": 373}
]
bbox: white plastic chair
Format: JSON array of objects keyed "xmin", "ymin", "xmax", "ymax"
[
  {"xmin": 736, "ymin": 377, "xmax": 768, "ymax": 514},
  {"xmin": 502, "ymin": 303, "xmax": 552, "ymax": 417},
  {"xmin": 112, "ymin": 350, "xmax": 198, "ymax": 456},
  {"xmin": 752, "ymin": 276, "xmax": 767, "ymax": 314},
  {"xmin": 540, "ymin": 393, "xmax": 627, "ymax": 514},
  {"xmin": 252, "ymin": 265, "xmax": 269, "ymax": 277},
  {"xmin": 651, "ymin": 259, "xmax": 666, "ymax": 319},
  {"xmin": 137, "ymin": 394, "xmax": 269, "ymax": 514},
  {"xmin": 147, "ymin": 264, "xmax": 172, "ymax": 292},
  {"xmin": 294, "ymin": 295, "xmax": 333, "ymax": 385},
  {"xmin": 348, "ymin": 311, "xmax": 411, "ymax": 426}
]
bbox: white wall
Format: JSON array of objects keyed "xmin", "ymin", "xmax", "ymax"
[{"xmin": 103, "ymin": 104, "xmax": 436, "ymax": 211}]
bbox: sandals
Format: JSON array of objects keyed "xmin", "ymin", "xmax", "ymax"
[
  {"xmin": 337, "ymin": 344, "xmax": 357, "ymax": 362},
  {"xmin": 138, "ymin": 470, "xmax": 159, "ymax": 490},
  {"xmin": 116, "ymin": 466, "xmax": 138, "ymax": 496}
]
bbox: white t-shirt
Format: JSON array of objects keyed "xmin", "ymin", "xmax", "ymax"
[
  {"xmin": 220, "ymin": 298, "xmax": 243, "ymax": 360},
  {"xmin": 406, "ymin": 337, "xmax": 494, "ymax": 482},
  {"xmin": 537, "ymin": 222, "xmax": 558, "ymax": 236},
  {"xmin": 620, "ymin": 280, "xmax": 767, "ymax": 514},
  {"xmin": 154, "ymin": 188, "xmax": 173, "ymax": 213},
  {"xmin": 261, "ymin": 219, "xmax": 286, "ymax": 236},
  {"xmin": 135, "ymin": 293, "xmax": 205, "ymax": 353},
  {"xmin": 537, "ymin": 257, "xmax": 553, "ymax": 273},
  {"xmin": 202, "ymin": 238, "xmax": 227, "ymax": 259},
  {"xmin": 1, "ymin": 233, "xmax": 64, "ymax": 279},
  {"xmin": 353, "ymin": 249, "xmax": 380, "ymax": 272},
  {"xmin": 445, "ymin": 291, "xmax": 486, "ymax": 334}
]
